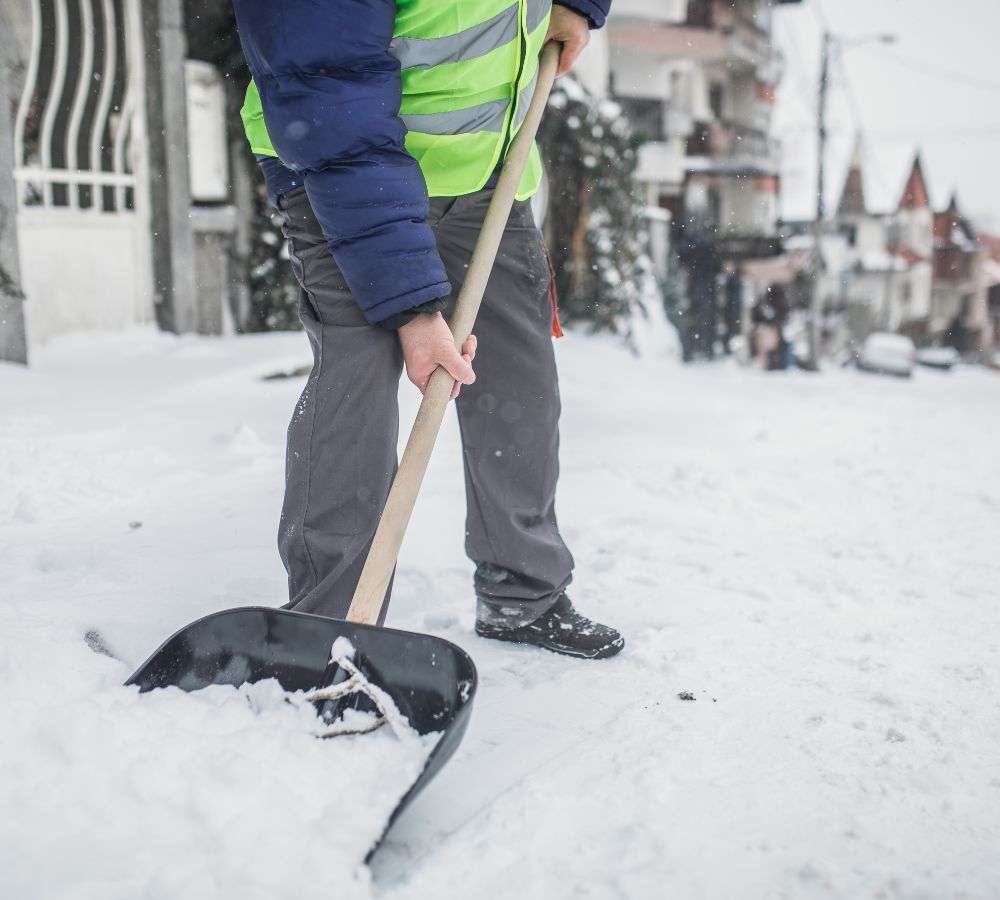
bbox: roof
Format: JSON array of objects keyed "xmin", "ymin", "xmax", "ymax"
[
  {"xmin": 898, "ymin": 153, "xmax": 930, "ymax": 211},
  {"xmin": 933, "ymin": 192, "xmax": 978, "ymax": 249},
  {"xmin": 837, "ymin": 139, "xmax": 867, "ymax": 218}
]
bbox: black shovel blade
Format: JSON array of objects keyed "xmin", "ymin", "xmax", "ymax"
[{"xmin": 126, "ymin": 606, "xmax": 477, "ymax": 859}]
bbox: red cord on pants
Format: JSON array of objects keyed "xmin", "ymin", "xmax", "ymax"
[{"xmin": 543, "ymin": 245, "xmax": 564, "ymax": 338}]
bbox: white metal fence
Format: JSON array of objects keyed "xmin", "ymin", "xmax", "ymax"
[{"xmin": 12, "ymin": 0, "xmax": 152, "ymax": 342}]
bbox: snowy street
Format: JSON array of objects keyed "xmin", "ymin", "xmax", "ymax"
[{"xmin": 2, "ymin": 330, "xmax": 999, "ymax": 899}]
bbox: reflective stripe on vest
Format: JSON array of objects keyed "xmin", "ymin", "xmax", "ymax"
[
  {"xmin": 390, "ymin": 5, "xmax": 519, "ymax": 70},
  {"xmin": 241, "ymin": 0, "xmax": 552, "ymax": 200},
  {"xmin": 395, "ymin": 0, "xmax": 551, "ymax": 197},
  {"xmin": 390, "ymin": 0, "xmax": 550, "ymax": 70},
  {"xmin": 400, "ymin": 74, "xmax": 539, "ymax": 136}
]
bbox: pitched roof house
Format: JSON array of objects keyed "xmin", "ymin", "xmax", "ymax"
[{"xmin": 930, "ymin": 192, "xmax": 991, "ymax": 351}]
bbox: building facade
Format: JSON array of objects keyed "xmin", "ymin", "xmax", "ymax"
[
  {"xmin": 606, "ymin": 0, "xmax": 801, "ymax": 357},
  {"xmin": 931, "ymin": 194, "xmax": 991, "ymax": 350},
  {"xmin": 827, "ymin": 147, "xmax": 994, "ymax": 354}
]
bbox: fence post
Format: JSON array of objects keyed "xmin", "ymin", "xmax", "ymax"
[
  {"xmin": 0, "ymin": 6, "xmax": 29, "ymax": 365},
  {"xmin": 142, "ymin": 0, "xmax": 197, "ymax": 334}
]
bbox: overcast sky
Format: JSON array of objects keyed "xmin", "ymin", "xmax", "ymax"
[{"xmin": 771, "ymin": 0, "xmax": 1000, "ymax": 231}]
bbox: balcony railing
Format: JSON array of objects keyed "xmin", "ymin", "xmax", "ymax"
[
  {"xmin": 674, "ymin": 224, "xmax": 784, "ymax": 263},
  {"xmin": 685, "ymin": 121, "xmax": 779, "ymax": 171},
  {"xmin": 725, "ymin": 20, "xmax": 781, "ymax": 75},
  {"xmin": 725, "ymin": 121, "xmax": 777, "ymax": 161}
]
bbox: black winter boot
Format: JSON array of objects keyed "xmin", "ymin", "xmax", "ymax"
[{"xmin": 475, "ymin": 594, "xmax": 624, "ymax": 660}]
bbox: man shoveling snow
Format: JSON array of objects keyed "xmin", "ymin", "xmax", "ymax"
[{"xmin": 233, "ymin": 0, "xmax": 623, "ymax": 659}]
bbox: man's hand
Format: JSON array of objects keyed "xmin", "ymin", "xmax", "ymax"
[
  {"xmin": 546, "ymin": 6, "xmax": 591, "ymax": 76},
  {"xmin": 399, "ymin": 313, "xmax": 477, "ymax": 400}
]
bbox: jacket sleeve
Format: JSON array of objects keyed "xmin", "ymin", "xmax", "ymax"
[
  {"xmin": 555, "ymin": 0, "xmax": 612, "ymax": 28},
  {"xmin": 232, "ymin": 0, "xmax": 451, "ymax": 325}
]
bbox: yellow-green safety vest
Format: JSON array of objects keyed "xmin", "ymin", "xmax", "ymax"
[{"xmin": 241, "ymin": 0, "xmax": 552, "ymax": 201}]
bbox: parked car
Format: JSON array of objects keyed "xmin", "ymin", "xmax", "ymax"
[
  {"xmin": 915, "ymin": 346, "xmax": 960, "ymax": 371},
  {"xmin": 857, "ymin": 333, "xmax": 916, "ymax": 378}
]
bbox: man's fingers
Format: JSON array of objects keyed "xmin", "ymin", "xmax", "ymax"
[
  {"xmin": 445, "ymin": 354, "xmax": 473, "ymax": 400},
  {"xmin": 450, "ymin": 345, "xmax": 475, "ymax": 400},
  {"xmin": 545, "ymin": 7, "xmax": 590, "ymax": 76},
  {"xmin": 406, "ymin": 349, "xmax": 474, "ymax": 398},
  {"xmin": 443, "ymin": 347, "xmax": 476, "ymax": 386},
  {"xmin": 399, "ymin": 315, "xmax": 478, "ymax": 399},
  {"xmin": 557, "ymin": 38, "xmax": 585, "ymax": 75}
]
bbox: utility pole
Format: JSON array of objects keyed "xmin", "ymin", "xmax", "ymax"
[
  {"xmin": 0, "ymin": 6, "xmax": 29, "ymax": 365},
  {"xmin": 807, "ymin": 31, "xmax": 831, "ymax": 370},
  {"xmin": 807, "ymin": 29, "xmax": 896, "ymax": 368}
]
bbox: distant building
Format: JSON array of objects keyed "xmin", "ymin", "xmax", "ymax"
[
  {"xmin": 826, "ymin": 147, "xmax": 994, "ymax": 354},
  {"xmin": 979, "ymin": 234, "xmax": 1000, "ymax": 351},
  {"xmin": 931, "ymin": 194, "xmax": 991, "ymax": 352},
  {"xmin": 606, "ymin": 0, "xmax": 801, "ymax": 357},
  {"xmin": 829, "ymin": 140, "xmax": 903, "ymax": 337},
  {"xmin": 888, "ymin": 154, "xmax": 934, "ymax": 335}
]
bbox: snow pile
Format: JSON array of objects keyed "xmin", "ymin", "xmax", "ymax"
[{"xmin": 0, "ymin": 648, "xmax": 435, "ymax": 900}]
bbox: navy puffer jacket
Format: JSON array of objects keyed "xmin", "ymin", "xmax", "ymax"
[{"xmin": 232, "ymin": 0, "xmax": 612, "ymax": 325}]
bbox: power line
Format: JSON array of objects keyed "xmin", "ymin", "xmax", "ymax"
[
  {"xmin": 805, "ymin": 15, "xmax": 899, "ymax": 211},
  {"xmin": 795, "ymin": 0, "xmax": 998, "ymax": 218},
  {"xmin": 876, "ymin": 50, "xmax": 1000, "ymax": 93},
  {"xmin": 868, "ymin": 124, "xmax": 1000, "ymax": 141},
  {"xmin": 780, "ymin": 122, "xmax": 1000, "ymax": 142},
  {"xmin": 814, "ymin": 0, "xmax": 1000, "ymax": 92}
]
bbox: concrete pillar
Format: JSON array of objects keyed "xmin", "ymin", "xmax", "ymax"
[
  {"xmin": 142, "ymin": 0, "xmax": 197, "ymax": 334},
  {"xmin": 0, "ymin": 7, "xmax": 29, "ymax": 365}
]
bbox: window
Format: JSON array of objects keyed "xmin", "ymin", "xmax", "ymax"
[
  {"xmin": 709, "ymin": 83, "xmax": 725, "ymax": 120},
  {"xmin": 616, "ymin": 98, "xmax": 665, "ymax": 141},
  {"xmin": 687, "ymin": 0, "xmax": 714, "ymax": 29},
  {"xmin": 686, "ymin": 122, "xmax": 712, "ymax": 156}
]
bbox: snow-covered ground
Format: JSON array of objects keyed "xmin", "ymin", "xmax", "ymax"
[{"xmin": 2, "ymin": 330, "xmax": 998, "ymax": 899}]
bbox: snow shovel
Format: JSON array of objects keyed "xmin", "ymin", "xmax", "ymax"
[{"xmin": 127, "ymin": 43, "xmax": 562, "ymax": 857}]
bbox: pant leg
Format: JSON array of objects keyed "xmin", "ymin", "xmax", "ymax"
[
  {"xmin": 437, "ymin": 192, "xmax": 575, "ymax": 628},
  {"xmin": 275, "ymin": 186, "xmax": 403, "ymax": 621}
]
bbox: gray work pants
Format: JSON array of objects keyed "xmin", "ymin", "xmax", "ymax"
[{"xmin": 275, "ymin": 185, "xmax": 574, "ymax": 627}]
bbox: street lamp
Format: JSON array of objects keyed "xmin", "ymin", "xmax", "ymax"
[{"xmin": 806, "ymin": 31, "xmax": 898, "ymax": 370}]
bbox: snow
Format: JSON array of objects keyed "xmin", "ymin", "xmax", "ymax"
[
  {"xmin": 2, "ymin": 329, "xmax": 1000, "ymax": 899},
  {"xmin": 1, "ymin": 673, "xmax": 431, "ymax": 900}
]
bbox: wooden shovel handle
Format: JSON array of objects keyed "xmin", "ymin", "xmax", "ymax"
[{"xmin": 346, "ymin": 43, "xmax": 561, "ymax": 625}]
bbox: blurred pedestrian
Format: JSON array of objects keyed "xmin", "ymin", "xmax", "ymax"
[{"xmin": 752, "ymin": 284, "xmax": 789, "ymax": 370}]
